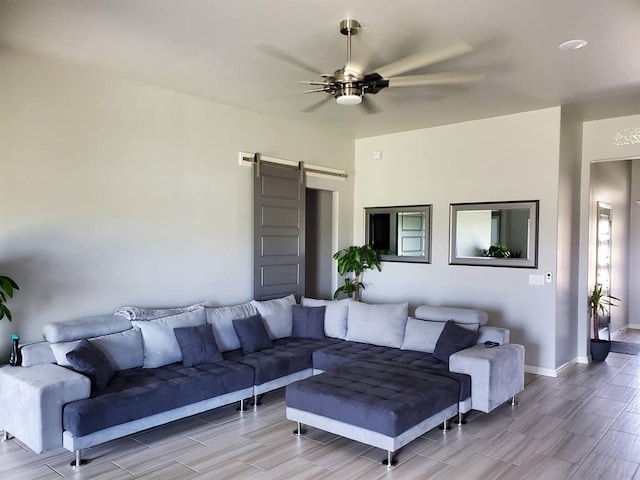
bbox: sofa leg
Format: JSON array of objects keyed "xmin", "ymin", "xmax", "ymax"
[
  {"xmin": 70, "ymin": 450, "xmax": 89, "ymax": 468},
  {"xmin": 440, "ymin": 419, "xmax": 450, "ymax": 431},
  {"xmin": 237, "ymin": 398, "xmax": 250, "ymax": 412},
  {"xmin": 2, "ymin": 430, "xmax": 11, "ymax": 441},
  {"xmin": 456, "ymin": 412, "xmax": 467, "ymax": 426},
  {"xmin": 293, "ymin": 422, "xmax": 307, "ymax": 436},
  {"xmin": 382, "ymin": 450, "xmax": 397, "ymax": 468},
  {"xmin": 510, "ymin": 395, "xmax": 519, "ymax": 407},
  {"xmin": 254, "ymin": 393, "xmax": 264, "ymax": 407}
]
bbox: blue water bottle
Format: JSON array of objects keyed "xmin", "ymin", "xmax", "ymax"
[{"xmin": 9, "ymin": 334, "xmax": 21, "ymax": 366}]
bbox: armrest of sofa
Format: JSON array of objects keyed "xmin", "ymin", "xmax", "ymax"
[
  {"xmin": 449, "ymin": 343, "xmax": 524, "ymax": 413},
  {"xmin": 0, "ymin": 363, "xmax": 90, "ymax": 453}
]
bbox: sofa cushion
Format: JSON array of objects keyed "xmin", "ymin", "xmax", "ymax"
[
  {"xmin": 66, "ymin": 340, "xmax": 115, "ymax": 390},
  {"xmin": 345, "ymin": 301, "xmax": 408, "ymax": 348},
  {"xmin": 62, "ymin": 360, "xmax": 255, "ymax": 437},
  {"xmin": 292, "ymin": 306, "xmax": 326, "ymax": 339},
  {"xmin": 250, "ymin": 294, "xmax": 296, "ymax": 339},
  {"xmin": 433, "ymin": 320, "xmax": 478, "ymax": 363},
  {"xmin": 301, "ymin": 297, "xmax": 349, "ymax": 339},
  {"xmin": 43, "ymin": 314, "xmax": 132, "ymax": 343},
  {"xmin": 286, "ymin": 361, "xmax": 462, "ymax": 437},
  {"xmin": 174, "ymin": 324, "xmax": 223, "ymax": 367},
  {"xmin": 233, "ymin": 315, "xmax": 273, "ymax": 354},
  {"xmin": 50, "ymin": 329, "xmax": 144, "ymax": 371},
  {"xmin": 132, "ymin": 307, "xmax": 207, "ymax": 368},
  {"xmin": 225, "ymin": 337, "xmax": 339, "ymax": 385},
  {"xmin": 206, "ymin": 302, "xmax": 257, "ymax": 352},
  {"xmin": 401, "ymin": 318, "xmax": 479, "ymax": 354}
]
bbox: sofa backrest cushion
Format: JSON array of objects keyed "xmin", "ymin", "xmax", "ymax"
[
  {"xmin": 42, "ymin": 314, "xmax": 132, "ymax": 343},
  {"xmin": 346, "ymin": 301, "xmax": 408, "ymax": 348},
  {"xmin": 50, "ymin": 328, "xmax": 144, "ymax": 370},
  {"xmin": 401, "ymin": 317, "xmax": 479, "ymax": 353},
  {"xmin": 250, "ymin": 294, "xmax": 296, "ymax": 340},
  {"xmin": 205, "ymin": 302, "xmax": 257, "ymax": 352},
  {"xmin": 66, "ymin": 339, "xmax": 115, "ymax": 390},
  {"xmin": 414, "ymin": 305, "xmax": 488, "ymax": 326},
  {"xmin": 132, "ymin": 307, "xmax": 207, "ymax": 368},
  {"xmin": 301, "ymin": 297, "xmax": 349, "ymax": 339}
]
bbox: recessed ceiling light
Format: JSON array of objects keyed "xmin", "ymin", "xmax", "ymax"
[{"xmin": 559, "ymin": 39, "xmax": 588, "ymax": 51}]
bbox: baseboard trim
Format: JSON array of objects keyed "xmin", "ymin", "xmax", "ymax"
[
  {"xmin": 626, "ymin": 323, "xmax": 640, "ymax": 329},
  {"xmin": 525, "ymin": 357, "xmax": 582, "ymax": 377}
]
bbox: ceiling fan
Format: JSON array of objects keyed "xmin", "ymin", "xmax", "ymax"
[{"xmin": 259, "ymin": 19, "xmax": 485, "ymax": 112}]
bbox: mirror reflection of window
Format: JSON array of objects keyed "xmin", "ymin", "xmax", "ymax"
[{"xmin": 397, "ymin": 212, "xmax": 425, "ymax": 257}]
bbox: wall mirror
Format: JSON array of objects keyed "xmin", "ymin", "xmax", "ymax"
[
  {"xmin": 365, "ymin": 205, "xmax": 432, "ymax": 263},
  {"xmin": 449, "ymin": 200, "xmax": 539, "ymax": 268}
]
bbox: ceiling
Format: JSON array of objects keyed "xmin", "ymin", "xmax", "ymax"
[{"xmin": 2, "ymin": 0, "xmax": 640, "ymax": 139}]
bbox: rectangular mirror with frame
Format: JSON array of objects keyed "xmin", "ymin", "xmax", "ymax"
[
  {"xmin": 449, "ymin": 200, "xmax": 539, "ymax": 268},
  {"xmin": 365, "ymin": 205, "xmax": 432, "ymax": 263}
]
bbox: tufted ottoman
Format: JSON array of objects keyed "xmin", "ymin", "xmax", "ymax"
[{"xmin": 285, "ymin": 360, "xmax": 464, "ymax": 466}]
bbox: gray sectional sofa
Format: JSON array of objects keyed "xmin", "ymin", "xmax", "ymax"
[{"xmin": 0, "ymin": 295, "xmax": 524, "ymax": 468}]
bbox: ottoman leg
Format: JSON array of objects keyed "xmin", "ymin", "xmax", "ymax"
[
  {"xmin": 382, "ymin": 451, "xmax": 397, "ymax": 467},
  {"xmin": 456, "ymin": 412, "xmax": 467, "ymax": 426},
  {"xmin": 70, "ymin": 450, "xmax": 89, "ymax": 468},
  {"xmin": 510, "ymin": 395, "xmax": 519, "ymax": 406},
  {"xmin": 293, "ymin": 422, "xmax": 307, "ymax": 436}
]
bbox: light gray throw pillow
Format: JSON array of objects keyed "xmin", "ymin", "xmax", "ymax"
[
  {"xmin": 132, "ymin": 307, "xmax": 206, "ymax": 368},
  {"xmin": 301, "ymin": 297, "xmax": 350, "ymax": 339},
  {"xmin": 346, "ymin": 301, "xmax": 409, "ymax": 348},
  {"xmin": 206, "ymin": 302, "xmax": 258, "ymax": 352},
  {"xmin": 250, "ymin": 294, "xmax": 296, "ymax": 339},
  {"xmin": 50, "ymin": 328, "xmax": 144, "ymax": 370}
]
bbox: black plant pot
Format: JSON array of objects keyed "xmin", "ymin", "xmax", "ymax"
[{"xmin": 591, "ymin": 339, "xmax": 611, "ymax": 362}]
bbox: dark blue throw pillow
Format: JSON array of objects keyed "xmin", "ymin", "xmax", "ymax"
[
  {"xmin": 66, "ymin": 339, "xmax": 115, "ymax": 390},
  {"xmin": 292, "ymin": 305, "xmax": 326, "ymax": 339},
  {"xmin": 433, "ymin": 320, "xmax": 478, "ymax": 363},
  {"xmin": 232, "ymin": 314, "xmax": 274, "ymax": 354},
  {"xmin": 174, "ymin": 324, "xmax": 223, "ymax": 367}
]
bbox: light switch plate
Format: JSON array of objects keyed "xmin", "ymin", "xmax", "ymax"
[{"xmin": 529, "ymin": 274, "xmax": 545, "ymax": 286}]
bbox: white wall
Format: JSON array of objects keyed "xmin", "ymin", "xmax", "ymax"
[
  {"xmin": 0, "ymin": 48, "xmax": 354, "ymax": 360},
  {"xmin": 555, "ymin": 108, "xmax": 583, "ymax": 367},
  {"xmin": 630, "ymin": 160, "xmax": 640, "ymax": 328},
  {"xmin": 355, "ymin": 108, "xmax": 562, "ymax": 372}
]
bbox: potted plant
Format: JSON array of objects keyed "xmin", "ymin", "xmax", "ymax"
[
  {"xmin": 333, "ymin": 245, "xmax": 383, "ymax": 301},
  {"xmin": 0, "ymin": 275, "xmax": 19, "ymax": 321},
  {"xmin": 589, "ymin": 283, "xmax": 620, "ymax": 361}
]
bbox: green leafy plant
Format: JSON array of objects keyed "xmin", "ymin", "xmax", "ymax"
[
  {"xmin": 333, "ymin": 245, "xmax": 383, "ymax": 301},
  {"xmin": 0, "ymin": 276, "xmax": 19, "ymax": 321},
  {"xmin": 589, "ymin": 284, "xmax": 620, "ymax": 342},
  {"xmin": 481, "ymin": 243, "xmax": 511, "ymax": 258}
]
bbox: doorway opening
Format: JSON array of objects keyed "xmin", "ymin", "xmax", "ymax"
[{"xmin": 305, "ymin": 188, "xmax": 333, "ymax": 299}]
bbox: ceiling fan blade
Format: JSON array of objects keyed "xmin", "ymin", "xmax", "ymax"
[
  {"xmin": 361, "ymin": 96, "xmax": 381, "ymax": 114},
  {"xmin": 256, "ymin": 44, "xmax": 323, "ymax": 76},
  {"xmin": 302, "ymin": 96, "xmax": 332, "ymax": 113},
  {"xmin": 374, "ymin": 41, "xmax": 473, "ymax": 79},
  {"xmin": 388, "ymin": 71, "xmax": 486, "ymax": 88}
]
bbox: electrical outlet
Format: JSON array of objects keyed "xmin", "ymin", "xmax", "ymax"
[{"xmin": 373, "ymin": 151, "xmax": 382, "ymax": 160}]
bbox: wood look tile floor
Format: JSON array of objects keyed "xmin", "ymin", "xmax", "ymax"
[{"xmin": 3, "ymin": 352, "xmax": 640, "ymax": 479}]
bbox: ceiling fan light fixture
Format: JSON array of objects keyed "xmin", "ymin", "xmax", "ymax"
[
  {"xmin": 558, "ymin": 39, "xmax": 587, "ymax": 51},
  {"xmin": 335, "ymin": 84, "xmax": 363, "ymax": 105}
]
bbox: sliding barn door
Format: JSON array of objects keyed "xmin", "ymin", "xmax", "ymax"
[{"xmin": 254, "ymin": 162, "xmax": 305, "ymax": 300}]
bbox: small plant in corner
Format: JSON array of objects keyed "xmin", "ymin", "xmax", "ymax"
[
  {"xmin": 0, "ymin": 275, "xmax": 19, "ymax": 321},
  {"xmin": 333, "ymin": 245, "xmax": 382, "ymax": 301},
  {"xmin": 589, "ymin": 284, "xmax": 620, "ymax": 341}
]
